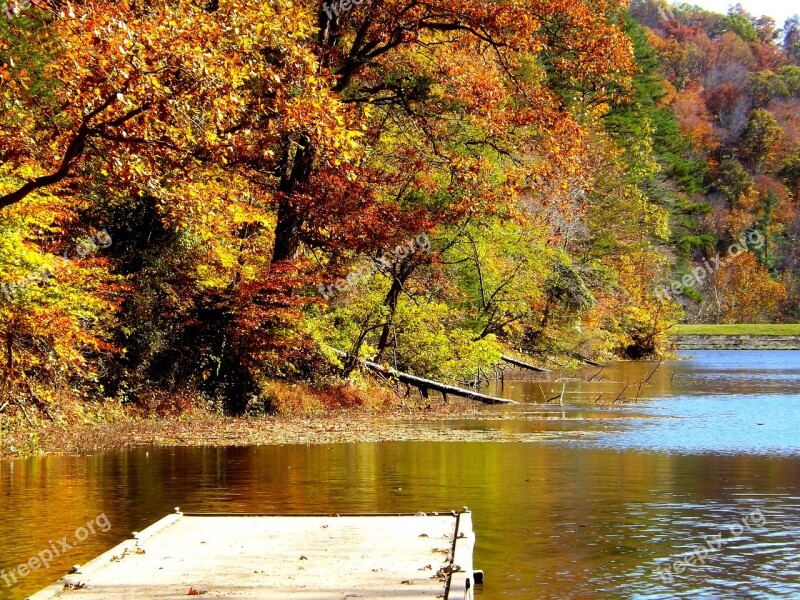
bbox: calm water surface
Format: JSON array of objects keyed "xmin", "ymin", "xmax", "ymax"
[{"xmin": 2, "ymin": 350, "xmax": 800, "ymax": 599}]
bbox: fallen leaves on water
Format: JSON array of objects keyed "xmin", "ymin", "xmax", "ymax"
[{"xmin": 5, "ymin": 401, "xmax": 625, "ymax": 459}]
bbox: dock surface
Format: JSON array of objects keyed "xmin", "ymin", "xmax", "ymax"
[{"xmin": 29, "ymin": 511, "xmax": 476, "ymax": 599}]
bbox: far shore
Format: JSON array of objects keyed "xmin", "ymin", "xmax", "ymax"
[{"xmin": 673, "ymin": 324, "xmax": 800, "ymax": 336}]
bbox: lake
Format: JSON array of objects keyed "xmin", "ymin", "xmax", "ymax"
[{"xmin": 2, "ymin": 350, "xmax": 799, "ymax": 599}]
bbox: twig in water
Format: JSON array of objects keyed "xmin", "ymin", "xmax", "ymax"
[
  {"xmin": 587, "ymin": 363, "xmax": 609, "ymax": 382},
  {"xmin": 613, "ymin": 384, "xmax": 629, "ymax": 404},
  {"xmin": 643, "ymin": 359, "xmax": 664, "ymax": 384}
]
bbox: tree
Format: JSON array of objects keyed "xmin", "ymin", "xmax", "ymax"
[
  {"xmin": 0, "ymin": 182, "xmax": 122, "ymax": 421},
  {"xmin": 714, "ymin": 12, "xmax": 758, "ymax": 43},
  {"xmin": 717, "ymin": 159, "xmax": 755, "ymax": 206},
  {"xmin": 706, "ymin": 252, "xmax": 786, "ymax": 323},
  {"xmin": 754, "ymin": 188, "xmax": 779, "ymax": 268},
  {"xmin": 747, "ymin": 71, "xmax": 789, "ymax": 108},
  {"xmin": 779, "ymin": 152, "xmax": 800, "ymax": 200},
  {"xmin": 737, "ymin": 109, "xmax": 783, "ymax": 172},
  {"xmin": 785, "ymin": 16, "xmax": 800, "ymax": 64}
]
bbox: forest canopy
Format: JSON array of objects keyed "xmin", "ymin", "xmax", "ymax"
[{"xmin": 0, "ymin": 0, "xmax": 797, "ymax": 422}]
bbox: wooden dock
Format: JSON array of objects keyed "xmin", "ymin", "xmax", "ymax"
[{"xmin": 29, "ymin": 509, "xmax": 479, "ymax": 599}]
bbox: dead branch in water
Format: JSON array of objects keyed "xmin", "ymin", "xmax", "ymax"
[
  {"xmin": 331, "ymin": 348, "xmax": 516, "ymax": 405},
  {"xmin": 587, "ymin": 362, "xmax": 609, "ymax": 382},
  {"xmin": 570, "ymin": 352, "xmax": 607, "ymax": 368},
  {"xmin": 501, "ymin": 355, "xmax": 551, "ymax": 373},
  {"xmin": 643, "ymin": 359, "xmax": 665, "ymax": 384},
  {"xmin": 360, "ymin": 360, "xmax": 515, "ymax": 405},
  {"xmin": 613, "ymin": 384, "xmax": 629, "ymax": 404}
]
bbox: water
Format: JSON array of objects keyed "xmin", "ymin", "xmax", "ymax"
[{"xmin": 2, "ymin": 351, "xmax": 800, "ymax": 599}]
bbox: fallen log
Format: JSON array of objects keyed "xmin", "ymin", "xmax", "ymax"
[
  {"xmin": 501, "ymin": 355, "xmax": 551, "ymax": 373},
  {"xmin": 362, "ymin": 359, "xmax": 516, "ymax": 405},
  {"xmin": 330, "ymin": 348, "xmax": 515, "ymax": 405},
  {"xmin": 570, "ymin": 352, "xmax": 606, "ymax": 368}
]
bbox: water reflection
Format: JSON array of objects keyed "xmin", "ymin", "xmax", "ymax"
[{"xmin": 1, "ymin": 351, "xmax": 799, "ymax": 599}]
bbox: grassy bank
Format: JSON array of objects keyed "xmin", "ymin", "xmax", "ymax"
[{"xmin": 673, "ymin": 324, "xmax": 800, "ymax": 336}]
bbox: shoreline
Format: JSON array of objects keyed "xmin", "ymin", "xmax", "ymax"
[
  {"xmin": 0, "ymin": 403, "xmax": 487, "ymax": 460},
  {"xmin": 0, "ymin": 400, "xmax": 628, "ymax": 460},
  {"xmin": 673, "ymin": 334, "xmax": 800, "ymax": 351}
]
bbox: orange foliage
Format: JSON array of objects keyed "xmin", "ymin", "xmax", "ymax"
[
  {"xmin": 754, "ymin": 176, "xmax": 796, "ymax": 223},
  {"xmin": 262, "ymin": 380, "xmax": 397, "ymax": 415},
  {"xmin": 709, "ymin": 253, "xmax": 786, "ymax": 323},
  {"xmin": 672, "ymin": 86, "xmax": 718, "ymax": 151}
]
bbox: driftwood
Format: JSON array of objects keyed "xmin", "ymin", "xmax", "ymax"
[
  {"xmin": 331, "ymin": 349, "xmax": 515, "ymax": 405},
  {"xmin": 361, "ymin": 359, "xmax": 515, "ymax": 405},
  {"xmin": 570, "ymin": 352, "xmax": 606, "ymax": 368},
  {"xmin": 501, "ymin": 355, "xmax": 551, "ymax": 373},
  {"xmin": 643, "ymin": 359, "xmax": 664, "ymax": 383},
  {"xmin": 587, "ymin": 362, "xmax": 610, "ymax": 382}
]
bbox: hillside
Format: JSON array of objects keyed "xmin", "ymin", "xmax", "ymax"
[{"xmin": 631, "ymin": 0, "xmax": 800, "ymax": 323}]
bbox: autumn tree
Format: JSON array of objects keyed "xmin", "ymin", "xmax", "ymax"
[
  {"xmin": 0, "ymin": 180, "xmax": 122, "ymax": 422},
  {"xmin": 705, "ymin": 252, "xmax": 786, "ymax": 323},
  {"xmin": 785, "ymin": 16, "xmax": 800, "ymax": 64},
  {"xmin": 737, "ymin": 109, "xmax": 783, "ymax": 172},
  {"xmin": 779, "ymin": 151, "xmax": 800, "ymax": 200}
]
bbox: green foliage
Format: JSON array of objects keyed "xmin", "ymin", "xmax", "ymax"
[
  {"xmin": 778, "ymin": 152, "xmax": 800, "ymax": 198},
  {"xmin": 0, "ymin": 177, "xmax": 122, "ymax": 412},
  {"xmin": 717, "ymin": 159, "xmax": 754, "ymax": 205},
  {"xmin": 737, "ymin": 109, "xmax": 783, "ymax": 172},
  {"xmin": 754, "ymin": 189, "xmax": 778, "ymax": 268},
  {"xmin": 778, "ymin": 66, "xmax": 800, "ymax": 95},
  {"xmin": 676, "ymin": 233, "xmax": 716, "ymax": 256},
  {"xmin": 715, "ymin": 13, "xmax": 758, "ymax": 42},
  {"xmin": 748, "ymin": 71, "xmax": 790, "ymax": 107}
]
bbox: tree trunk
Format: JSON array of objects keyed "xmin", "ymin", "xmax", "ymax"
[
  {"xmin": 271, "ymin": 197, "xmax": 305, "ymax": 263},
  {"xmin": 357, "ymin": 357, "xmax": 515, "ymax": 405},
  {"xmin": 374, "ymin": 271, "xmax": 408, "ymax": 361},
  {"xmin": 271, "ymin": 134, "xmax": 315, "ymax": 263}
]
